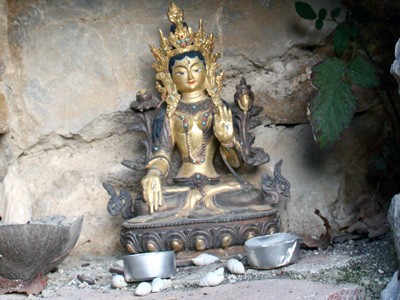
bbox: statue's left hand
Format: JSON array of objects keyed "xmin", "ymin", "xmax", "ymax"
[{"xmin": 214, "ymin": 104, "xmax": 234, "ymax": 144}]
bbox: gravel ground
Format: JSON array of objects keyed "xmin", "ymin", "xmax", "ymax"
[{"xmin": 1, "ymin": 233, "xmax": 397, "ymax": 299}]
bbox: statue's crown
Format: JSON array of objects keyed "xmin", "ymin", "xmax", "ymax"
[{"xmin": 151, "ymin": 3, "xmax": 219, "ymax": 73}]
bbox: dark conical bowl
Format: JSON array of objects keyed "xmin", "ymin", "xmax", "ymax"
[{"xmin": 0, "ymin": 215, "xmax": 83, "ymax": 282}]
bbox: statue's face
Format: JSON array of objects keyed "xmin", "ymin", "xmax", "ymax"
[{"xmin": 171, "ymin": 56, "xmax": 206, "ymax": 93}]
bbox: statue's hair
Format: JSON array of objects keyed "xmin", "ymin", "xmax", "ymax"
[{"xmin": 168, "ymin": 50, "xmax": 205, "ymax": 74}]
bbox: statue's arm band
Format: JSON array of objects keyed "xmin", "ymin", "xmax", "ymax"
[
  {"xmin": 146, "ymin": 156, "xmax": 170, "ymax": 177},
  {"xmin": 220, "ymin": 137, "xmax": 236, "ymax": 150},
  {"xmin": 148, "ymin": 167, "xmax": 164, "ymax": 177}
]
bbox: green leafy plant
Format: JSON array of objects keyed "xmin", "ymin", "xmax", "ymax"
[{"xmin": 295, "ymin": 2, "xmax": 378, "ymax": 148}]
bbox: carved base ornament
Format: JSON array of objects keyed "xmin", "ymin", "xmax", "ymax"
[
  {"xmin": 104, "ymin": 3, "xmax": 290, "ymax": 253},
  {"xmin": 122, "ymin": 210, "xmax": 279, "ymax": 253}
]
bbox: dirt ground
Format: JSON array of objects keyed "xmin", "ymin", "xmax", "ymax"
[{"xmin": 0, "ymin": 233, "xmax": 397, "ymax": 299}]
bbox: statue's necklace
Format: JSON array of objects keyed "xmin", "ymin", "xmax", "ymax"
[
  {"xmin": 176, "ymin": 98, "xmax": 213, "ymax": 114},
  {"xmin": 179, "ymin": 112, "xmax": 210, "ymax": 164},
  {"xmin": 175, "ymin": 99, "xmax": 213, "ymax": 165}
]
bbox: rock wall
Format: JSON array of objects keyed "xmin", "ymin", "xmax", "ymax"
[
  {"xmin": 0, "ymin": 93, "xmax": 8, "ymax": 134},
  {"xmin": 0, "ymin": 0, "xmax": 385, "ymax": 255}
]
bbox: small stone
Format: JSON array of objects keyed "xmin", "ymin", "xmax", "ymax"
[
  {"xmin": 111, "ymin": 275, "xmax": 127, "ymax": 289},
  {"xmin": 135, "ymin": 282, "xmax": 152, "ymax": 296},
  {"xmin": 275, "ymin": 269, "xmax": 284, "ymax": 276},
  {"xmin": 115, "ymin": 260, "xmax": 124, "ymax": 268},
  {"xmin": 192, "ymin": 253, "xmax": 219, "ymax": 266},
  {"xmin": 109, "ymin": 264, "xmax": 124, "ymax": 275},
  {"xmin": 226, "ymin": 259, "xmax": 245, "ymax": 275},
  {"xmin": 151, "ymin": 277, "xmax": 164, "ymax": 293},
  {"xmin": 198, "ymin": 267, "xmax": 225, "ymax": 287},
  {"xmin": 77, "ymin": 274, "xmax": 95, "ymax": 285},
  {"xmin": 163, "ymin": 279, "xmax": 172, "ymax": 290}
]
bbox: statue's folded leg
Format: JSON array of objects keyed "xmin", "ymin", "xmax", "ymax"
[
  {"xmin": 128, "ymin": 186, "xmax": 201, "ymax": 223},
  {"xmin": 212, "ymin": 187, "xmax": 263, "ymax": 207},
  {"xmin": 203, "ymin": 183, "xmax": 272, "ymax": 213},
  {"xmin": 128, "ymin": 181, "xmax": 272, "ymax": 223}
]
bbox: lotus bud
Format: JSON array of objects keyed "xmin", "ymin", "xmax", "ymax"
[
  {"xmin": 234, "ymin": 76, "xmax": 254, "ymax": 113},
  {"xmin": 237, "ymin": 93, "xmax": 253, "ymax": 113}
]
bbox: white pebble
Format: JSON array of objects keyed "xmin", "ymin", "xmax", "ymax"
[
  {"xmin": 163, "ymin": 279, "xmax": 172, "ymax": 289},
  {"xmin": 135, "ymin": 282, "xmax": 152, "ymax": 296},
  {"xmin": 111, "ymin": 275, "xmax": 127, "ymax": 289},
  {"xmin": 226, "ymin": 259, "xmax": 245, "ymax": 275},
  {"xmin": 151, "ymin": 277, "xmax": 164, "ymax": 293},
  {"xmin": 214, "ymin": 267, "xmax": 224, "ymax": 276},
  {"xmin": 199, "ymin": 267, "xmax": 224, "ymax": 287},
  {"xmin": 151, "ymin": 277, "xmax": 172, "ymax": 292},
  {"xmin": 192, "ymin": 253, "xmax": 219, "ymax": 266}
]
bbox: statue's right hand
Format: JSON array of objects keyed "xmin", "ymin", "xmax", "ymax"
[{"xmin": 141, "ymin": 171, "xmax": 163, "ymax": 214}]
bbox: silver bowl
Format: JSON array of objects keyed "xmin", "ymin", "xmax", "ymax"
[
  {"xmin": 245, "ymin": 232, "xmax": 300, "ymax": 269},
  {"xmin": 123, "ymin": 251, "xmax": 176, "ymax": 282}
]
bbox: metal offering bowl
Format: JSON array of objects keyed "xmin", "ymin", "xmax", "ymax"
[
  {"xmin": 245, "ymin": 232, "xmax": 300, "ymax": 269},
  {"xmin": 124, "ymin": 251, "xmax": 176, "ymax": 282},
  {"xmin": 0, "ymin": 215, "xmax": 83, "ymax": 282}
]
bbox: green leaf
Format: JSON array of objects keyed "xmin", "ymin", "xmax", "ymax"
[
  {"xmin": 331, "ymin": 7, "xmax": 341, "ymax": 20},
  {"xmin": 333, "ymin": 23, "xmax": 350, "ymax": 55},
  {"xmin": 309, "ymin": 57, "xmax": 356, "ymax": 148},
  {"xmin": 295, "ymin": 1, "xmax": 317, "ymax": 20},
  {"xmin": 312, "ymin": 58, "xmax": 346, "ymax": 90},
  {"xmin": 315, "ymin": 19, "xmax": 323, "ymax": 30},
  {"xmin": 347, "ymin": 57, "xmax": 378, "ymax": 88},
  {"xmin": 308, "ymin": 81, "xmax": 356, "ymax": 148},
  {"xmin": 318, "ymin": 8, "xmax": 327, "ymax": 20}
]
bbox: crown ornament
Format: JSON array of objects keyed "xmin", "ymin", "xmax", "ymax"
[{"xmin": 151, "ymin": 3, "xmax": 225, "ymax": 110}]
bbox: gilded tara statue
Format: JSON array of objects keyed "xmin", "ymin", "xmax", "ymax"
[{"xmin": 104, "ymin": 3, "xmax": 290, "ymax": 253}]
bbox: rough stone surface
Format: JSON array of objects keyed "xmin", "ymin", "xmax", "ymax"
[
  {"xmin": 391, "ymin": 38, "xmax": 400, "ymax": 94},
  {"xmin": 0, "ymin": 0, "xmax": 387, "ymax": 255},
  {"xmin": 388, "ymin": 194, "xmax": 400, "ymax": 264},
  {"xmin": 0, "ymin": 0, "xmax": 9, "ymax": 135},
  {"xmin": 253, "ymin": 105, "xmax": 385, "ymax": 237},
  {"xmin": 0, "ymin": 93, "xmax": 8, "ymax": 134},
  {"xmin": 381, "ymin": 271, "xmax": 400, "ymax": 300},
  {"xmin": 0, "ymin": 164, "xmax": 32, "ymax": 224}
]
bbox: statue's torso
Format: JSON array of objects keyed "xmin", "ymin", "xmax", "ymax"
[{"xmin": 171, "ymin": 98, "xmax": 218, "ymax": 179}]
